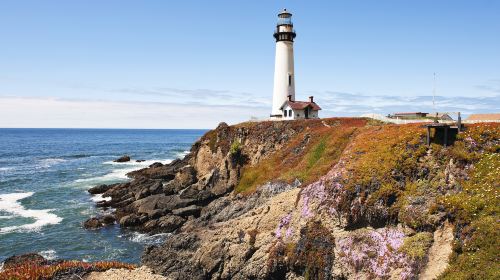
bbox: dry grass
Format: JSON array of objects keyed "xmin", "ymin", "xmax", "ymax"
[{"xmin": 235, "ymin": 118, "xmax": 368, "ymax": 194}]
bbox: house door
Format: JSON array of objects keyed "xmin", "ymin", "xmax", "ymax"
[{"xmin": 305, "ymin": 108, "xmax": 309, "ymax": 119}]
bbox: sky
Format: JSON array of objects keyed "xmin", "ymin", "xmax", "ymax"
[{"xmin": 0, "ymin": 0, "xmax": 499, "ymax": 128}]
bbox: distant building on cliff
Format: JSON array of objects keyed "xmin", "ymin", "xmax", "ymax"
[
  {"xmin": 467, "ymin": 113, "xmax": 500, "ymax": 122},
  {"xmin": 270, "ymin": 9, "xmax": 321, "ymax": 120}
]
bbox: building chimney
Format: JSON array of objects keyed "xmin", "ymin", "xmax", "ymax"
[
  {"xmin": 288, "ymin": 95, "xmax": 292, "ymax": 101},
  {"xmin": 309, "ymin": 96, "xmax": 314, "ymax": 103}
]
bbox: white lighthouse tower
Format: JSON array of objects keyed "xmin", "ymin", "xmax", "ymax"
[{"xmin": 271, "ymin": 9, "xmax": 297, "ymax": 118}]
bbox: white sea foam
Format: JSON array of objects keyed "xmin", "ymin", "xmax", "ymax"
[
  {"xmin": 75, "ymin": 159, "xmax": 172, "ymax": 184},
  {"xmin": 39, "ymin": 249, "xmax": 58, "ymax": 260},
  {"xmin": 122, "ymin": 232, "xmax": 171, "ymax": 245},
  {"xmin": 36, "ymin": 158, "xmax": 67, "ymax": 169},
  {"xmin": 90, "ymin": 193, "xmax": 112, "ymax": 202},
  {"xmin": 176, "ymin": 150, "xmax": 190, "ymax": 158},
  {"xmin": 0, "ymin": 167, "xmax": 14, "ymax": 172},
  {"xmin": 0, "ymin": 192, "xmax": 63, "ymax": 234}
]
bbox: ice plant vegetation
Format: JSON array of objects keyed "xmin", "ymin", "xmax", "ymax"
[
  {"xmin": 337, "ymin": 228, "xmax": 426, "ymax": 279},
  {"xmin": 0, "ymin": 260, "xmax": 135, "ymax": 280}
]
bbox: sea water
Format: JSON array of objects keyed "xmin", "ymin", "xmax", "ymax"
[{"xmin": 0, "ymin": 128, "xmax": 205, "ymax": 263}]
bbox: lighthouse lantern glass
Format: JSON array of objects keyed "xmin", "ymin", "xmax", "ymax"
[{"xmin": 277, "ymin": 17, "xmax": 292, "ymax": 26}]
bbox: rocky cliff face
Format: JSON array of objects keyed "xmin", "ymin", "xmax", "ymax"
[{"xmin": 87, "ymin": 119, "xmax": 499, "ymax": 280}]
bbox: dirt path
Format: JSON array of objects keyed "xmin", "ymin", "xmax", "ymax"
[{"xmin": 419, "ymin": 222, "xmax": 454, "ymax": 280}]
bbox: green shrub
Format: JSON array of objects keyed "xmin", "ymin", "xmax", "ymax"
[
  {"xmin": 399, "ymin": 232, "xmax": 433, "ymax": 260},
  {"xmin": 230, "ymin": 140, "xmax": 242, "ymax": 155}
]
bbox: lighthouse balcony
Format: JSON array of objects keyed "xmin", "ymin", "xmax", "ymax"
[{"xmin": 273, "ymin": 31, "xmax": 296, "ymax": 42}]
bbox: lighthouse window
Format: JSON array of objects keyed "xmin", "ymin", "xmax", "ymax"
[{"xmin": 288, "ymin": 74, "xmax": 292, "ymax": 86}]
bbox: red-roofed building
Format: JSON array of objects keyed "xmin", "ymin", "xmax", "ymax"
[{"xmin": 279, "ymin": 95, "xmax": 321, "ymax": 120}]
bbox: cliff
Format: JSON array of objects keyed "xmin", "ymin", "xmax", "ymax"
[{"xmin": 87, "ymin": 118, "xmax": 499, "ymax": 280}]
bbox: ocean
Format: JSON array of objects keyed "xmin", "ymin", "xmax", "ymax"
[{"xmin": 0, "ymin": 128, "xmax": 205, "ymax": 264}]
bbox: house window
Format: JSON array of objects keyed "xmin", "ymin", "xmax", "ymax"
[
  {"xmin": 284, "ymin": 110, "xmax": 287, "ymax": 117},
  {"xmin": 288, "ymin": 74, "xmax": 292, "ymax": 86},
  {"xmin": 289, "ymin": 109, "xmax": 292, "ymax": 116}
]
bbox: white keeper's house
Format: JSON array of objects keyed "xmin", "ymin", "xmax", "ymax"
[{"xmin": 270, "ymin": 9, "xmax": 321, "ymax": 120}]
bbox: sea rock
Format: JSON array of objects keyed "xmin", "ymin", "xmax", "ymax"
[
  {"xmin": 150, "ymin": 162, "xmax": 164, "ymax": 168},
  {"xmin": 136, "ymin": 159, "xmax": 146, "ymax": 162},
  {"xmin": 83, "ymin": 215, "xmax": 116, "ymax": 229},
  {"xmin": 88, "ymin": 184, "xmax": 113, "ymax": 195},
  {"xmin": 2, "ymin": 253, "xmax": 47, "ymax": 269},
  {"xmin": 84, "ymin": 218, "xmax": 102, "ymax": 229},
  {"xmin": 119, "ymin": 214, "xmax": 140, "ymax": 227},
  {"xmin": 114, "ymin": 155, "xmax": 131, "ymax": 163}
]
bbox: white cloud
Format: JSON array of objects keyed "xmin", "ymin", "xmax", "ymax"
[
  {"xmin": 1, "ymin": 90, "xmax": 498, "ymax": 128},
  {"xmin": 0, "ymin": 96, "xmax": 269, "ymax": 129},
  {"xmin": 313, "ymin": 91, "xmax": 500, "ymax": 117}
]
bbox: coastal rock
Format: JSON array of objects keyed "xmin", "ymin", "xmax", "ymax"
[
  {"xmin": 127, "ymin": 162, "xmax": 180, "ymax": 180},
  {"xmin": 162, "ymin": 165, "xmax": 197, "ymax": 193},
  {"xmin": 2, "ymin": 253, "xmax": 47, "ymax": 269},
  {"xmin": 81, "ymin": 120, "xmax": 499, "ymax": 279},
  {"xmin": 172, "ymin": 205, "xmax": 202, "ymax": 217},
  {"xmin": 84, "ymin": 215, "xmax": 116, "ymax": 229},
  {"xmin": 114, "ymin": 155, "xmax": 131, "ymax": 163},
  {"xmin": 119, "ymin": 214, "xmax": 140, "ymax": 227},
  {"xmin": 157, "ymin": 215, "xmax": 186, "ymax": 232},
  {"xmin": 88, "ymin": 184, "xmax": 113, "ymax": 195}
]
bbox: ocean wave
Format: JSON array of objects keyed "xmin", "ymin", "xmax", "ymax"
[
  {"xmin": 175, "ymin": 150, "xmax": 190, "ymax": 158},
  {"xmin": 36, "ymin": 158, "xmax": 67, "ymax": 169},
  {"xmin": 90, "ymin": 193, "xmax": 112, "ymax": 202},
  {"xmin": 0, "ymin": 192, "xmax": 63, "ymax": 234},
  {"xmin": 120, "ymin": 232, "xmax": 171, "ymax": 245},
  {"xmin": 74, "ymin": 167, "xmax": 140, "ymax": 183},
  {"xmin": 0, "ymin": 167, "xmax": 14, "ymax": 172},
  {"xmin": 74, "ymin": 159, "xmax": 172, "ymax": 184},
  {"xmin": 39, "ymin": 249, "xmax": 58, "ymax": 260}
]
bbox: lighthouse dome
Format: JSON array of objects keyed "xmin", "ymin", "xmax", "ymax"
[
  {"xmin": 277, "ymin": 9, "xmax": 293, "ymax": 26},
  {"xmin": 278, "ymin": 9, "xmax": 292, "ymax": 17}
]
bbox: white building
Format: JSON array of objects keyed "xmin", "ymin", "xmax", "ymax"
[
  {"xmin": 280, "ymin": 95, "xmax": 321, "ymax": 120},
  {"xmin": 270, "ymin": 9, "xmax": 321, "ymax": 120}
]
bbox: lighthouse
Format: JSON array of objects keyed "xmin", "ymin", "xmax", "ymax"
[{"xmin": 271, "ymin": 9, "xmax": 297, "ymax": 118}]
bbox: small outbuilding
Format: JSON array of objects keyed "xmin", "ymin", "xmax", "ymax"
[
  {"xmin": 389, "ymin": 112, "xmax": 429, "ymax": 119},
  {"xmin": 280, "ymin": 95, "xmax": 321, "ymax": 120},
  {"xmin": 429, "ymin": 112, "xmax": 454, "ymax": 121}
]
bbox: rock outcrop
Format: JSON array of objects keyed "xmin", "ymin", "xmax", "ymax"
[
  {"xmin": 85, "ymin": 121, "xmax": 307, "ymax": 236},
  {"xmin": 113, "ymin": 155, "xmax": 131, "ymax": 163},
  {"xmin": 84, "ymin": 119, "xmax": 499, "ymax": 280}
]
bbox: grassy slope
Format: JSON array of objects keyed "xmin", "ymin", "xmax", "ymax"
[{"xmin": 236, "ymin": 118, "xmax": 370, "ymax": 194}]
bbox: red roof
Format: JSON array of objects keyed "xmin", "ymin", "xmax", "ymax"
[
  {"xmin": 281, "ymin": 100, "xmax": 322, "ymax": 111},
  {"xmin": 467, "ymin": 113, "xmax": 500, "ymax": 120}
]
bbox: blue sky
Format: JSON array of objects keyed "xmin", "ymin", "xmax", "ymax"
[{"xmin": 0, "ymin": 0, "xmax": 499, "ymax": 128}]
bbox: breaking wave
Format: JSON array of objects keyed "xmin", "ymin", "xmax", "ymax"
[{"xmin": 0, "ymin": 192, "xmax": 62, "ymax": 234}]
